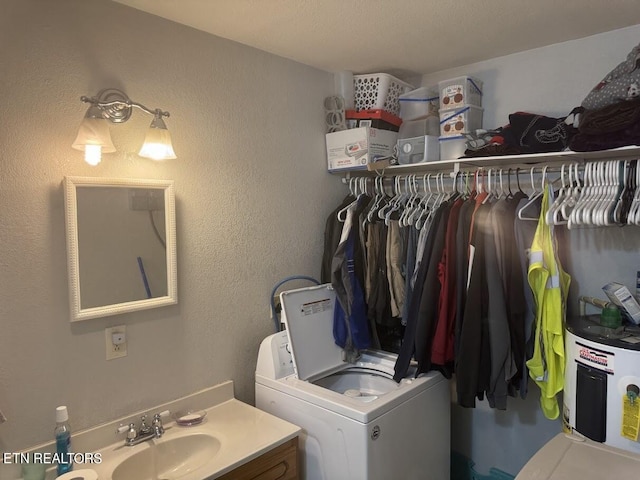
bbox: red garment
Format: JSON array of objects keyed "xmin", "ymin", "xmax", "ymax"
[{"xmin": 431, "ymin": 198, "xmax": 463, "ymax": 365}]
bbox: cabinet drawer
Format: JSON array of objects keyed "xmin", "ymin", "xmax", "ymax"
[{"xmin": 217, "ymin": 437, "xmax": 298, "ymax": 480}]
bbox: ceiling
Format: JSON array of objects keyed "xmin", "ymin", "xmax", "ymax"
[{"xmin": 113, "ymin": 0, "xmax": 640, "ymax": 78}]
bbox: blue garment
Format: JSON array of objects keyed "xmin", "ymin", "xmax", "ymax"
[{"xmin": 331, "ymin": 197, "xmax": 371, "ymax": 362}]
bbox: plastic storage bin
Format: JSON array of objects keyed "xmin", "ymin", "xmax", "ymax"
[
  {"xmin": 398, "ymin": 115, "xmax": 440, "ymax": 139},
  {"xmin": 398, "ymin": 86, "xmax": 439, "ymax": 121},
  {"xmin": 439, "ymin": 76, "xmax": 483, "ymax": 110},
  {"xmin": 439, "ymin": 135, "xmax": 467, "ymax": 160},
  {"xmin": 397, "ymin": 135, "xmax": 439, "ymax": 164},
  {"xmin": 354, "ymin": 73, "xmax": 414, "ymax": 116},
  {"xmin": 439, "ymin": 105, "xmax": 483, "ymax": 137}
]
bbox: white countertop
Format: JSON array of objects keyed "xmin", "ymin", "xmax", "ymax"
[
  {"xmin": 0, "ymin": 381, "xmax": 300, "ymax": 480},
  {"xmin": 89, "ymin": 398, "xmax": 301, "ymax": 480}
]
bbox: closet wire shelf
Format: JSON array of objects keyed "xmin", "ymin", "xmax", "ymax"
[{"xmin": 333, "ymin": 146, "xmax": 640, "ymax": 178}]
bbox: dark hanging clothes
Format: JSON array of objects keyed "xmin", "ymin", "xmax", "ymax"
[
  {"xmin": 431, "ymin": 197, "xmax": 464, "ymax": 370},
  {"xmin": 456, "ymin": 204, "xmax": 491, "ymax": 408},
  {"xmin": 454, "ymin": 198, "xmax": 475, "ymax": 359},
  {"xmin": 484, "ymin": 204, "xmax": 516, "ymax": 410},
  {"xmin": 393, "ymin": 203, "xmax": 448, "ymax": 382},
  {"xmin": 491, "ymin": 192, "xmax": 527, "ymax": 396},
  {"xmin": 322, "ymin": 195, "xmax": 354, "ymax": 283}
]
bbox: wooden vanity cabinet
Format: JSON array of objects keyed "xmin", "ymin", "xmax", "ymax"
[{"xmin": 217, "ymin": 437, "xmax": 299, "ymax": 480}]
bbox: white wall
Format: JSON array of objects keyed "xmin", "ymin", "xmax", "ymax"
[
  {"xmin": 0, "ymin": 0, "xmax": 342, "ymax": 451},
  {"xmin": 422, "ymin": 25, "xmax": 640, "ymax": 475}
]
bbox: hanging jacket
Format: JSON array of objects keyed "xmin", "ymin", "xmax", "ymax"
[
  {"xmin": 526, "ymin": 186, "xmax": 571, "ymax": 420},
  {"xmin": 322, "ymin": 195, "xmax": 354, "ymax": 283},
  {"xmin": 431, "ymin": 198, "xmax": 463, "ymax": 369},
  {"xmin": 331, "ymin": 196, "xmax": 371, "ymax": 363},
  {"xmin": 393, "ymin": 204, "xmax": 447, "ymax": 382},
  {"xmin": 484, "ymin": 205, "xmax": 516, "ymax": 410},
  {"xmin": 456, "ymin": 203, "xmax": 491, "ymax": 407}
]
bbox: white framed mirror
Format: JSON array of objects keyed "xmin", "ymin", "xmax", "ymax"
[{"xmin": 64, "ymin": 176, "xmax": 177, "ymax": 322}]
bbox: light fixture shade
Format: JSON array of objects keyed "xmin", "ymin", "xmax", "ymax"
[
  {"xmin": 71, "ymin": 106, "xmax": 116, "ymax": 153},
  {"xmin": 138, "ymin": 115, "xmax": 177, "ymax": 160}
]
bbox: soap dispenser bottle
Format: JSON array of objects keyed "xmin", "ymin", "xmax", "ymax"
[{"xmin": 54, "ymin": 406, "xmax": 73, "ymax": 475}]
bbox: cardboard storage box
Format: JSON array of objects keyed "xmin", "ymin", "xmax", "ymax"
[
  {"xmin": 345, "ymin": 109, "xmax": 402, "ymax": 132},
  {"xmin": 603, "ymin": 282, "xmax": 640, "ymax": 325},
  {"xmin": 326, "ymin": 127, "xmax": 398, "ymax": 172}
]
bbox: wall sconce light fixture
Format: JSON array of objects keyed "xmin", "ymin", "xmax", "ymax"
[{"xmin": 72, "ymin": 88, "xmax": 176, "ymax": 165}]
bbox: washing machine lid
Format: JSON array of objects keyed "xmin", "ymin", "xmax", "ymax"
[{"xmin": 280, "ymin": 284, "xmax": 344, "ymax": 381}]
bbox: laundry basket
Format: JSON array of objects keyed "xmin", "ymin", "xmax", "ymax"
[{"xmin": 353, "ymin": 73, "xmax": 414, "ymax": 116}]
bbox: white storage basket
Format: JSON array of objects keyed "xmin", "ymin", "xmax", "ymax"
[{"xmin": 353, "ymin": 73, "xmax": 414, "ymax": 116}]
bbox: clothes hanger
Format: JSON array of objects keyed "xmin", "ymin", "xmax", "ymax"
[
  {"xmin": 400, "ymin": 175, "xmax": 420, "ymax": 227},
  {"xmin": 517, "ymin": 165, "xmax": 548, "ymax": 221},
  {"xmin": 337, "ymin": 177, "xmax": 358, "ymax": 221},
  {"xmin": 561, "ymin": 163, "xmax": 581, "ymax": 224},
  {"xmin": 515, "ymin": 167, "xmax": 525, "ymax": 195},
  {"xmin": 569, "ymin": 162, "xmax": 594, "ymax": 228},
  {"xmin": 365, "ymin": 176, "xmax": 388, "ymax": 225},
  {"xmin": 506, "ymin": 168, "xmax": 514, "ymax": 199},
  {"xmin": 377, "ymin": 176, "xmax": 400, "ymax": 220},
  {"xmin": 496, "ymin": 169, "xmax": 505, "ymax": 200},
  {"xmin": 415, "ymin": 174, "xmax": 436, "ymax": 229},
  {"xmin": 547, "ymin": 163, "xmax": 568, "ymax": 225}
]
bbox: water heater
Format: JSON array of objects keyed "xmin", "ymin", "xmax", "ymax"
[{"xmin": 564, "ymin": 316, "xmax": 640, "ymax": 454}]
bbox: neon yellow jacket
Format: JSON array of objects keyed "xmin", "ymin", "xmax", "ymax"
[{"xmin": 526, "ymin": 185, "xmax": 571, "ymax": 420}]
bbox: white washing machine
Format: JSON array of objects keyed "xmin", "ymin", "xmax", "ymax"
[{"xmin": 255, "ymin": 284, "xmax": 450, "ymax": 480}]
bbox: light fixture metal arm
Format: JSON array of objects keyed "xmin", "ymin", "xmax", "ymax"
[{"xmin": 80, "ymin": 88, "xmax": 170, "ymax": 124}]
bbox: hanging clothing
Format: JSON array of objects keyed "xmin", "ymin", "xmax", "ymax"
[
  {"xmin": 454, "ymin": 198, "xmax": 476, "ymax": 359},
  {"xmin": 401, "ymin": 226, "xmax": 419, "ymax": 326},
  {"xmin": 456, "ymin": 203, "xmax": 491, "ymax": 407},
  {"xmin": 366, "ymin": 220, "xmax": 393, "ymax": 327},
  {"xmin": 322, "ymin": 194, "xmax": 354, "ymax": 283},
  {"xmin": 393, "ymin": 203, "xmax": 448, "ymax": 381},
  {"xmin": 331, "ymin": 197, "xmax": 371, "ymax": 363},
  {"xmin": 431, "ymin": 197, "xmax": 464, "ymax": 369},
  {"xmin": 386, "ymin": 219, "xmax": 407, "ymax": 319},
  {"xmin": 484, "ymin": 204, "xmax": 516, "ymax": 410},
  {"xmin": 513, "ymin": 194, "xmax": 541, "ymax": 399},
  {"xmin": 491, "ymin": 192, "xmax": 527, "ymax": 396},
  {"xmin": 526, "ymin": 186, "xmax": 571, "ymax": 420}
]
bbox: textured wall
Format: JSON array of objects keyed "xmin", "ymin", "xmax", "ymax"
[{"xmin": 0, "ymin": 0, "xmax": 341, "ymax": 451}]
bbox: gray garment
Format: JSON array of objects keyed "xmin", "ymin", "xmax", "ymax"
[
  {"xmin": 483, "ymin": 205, "xmax": 517, "ymax": 410},
  {"xmin": 364, "ymin": 222, "xmax": 377, "ymax": 304},
  {"xmin": 386, "ymin": 220, "xmax": 406, "ymax": 318},
  {"xmin": 514, "ymin": 196, "xmax": 542, "ymax": 399},
  {"xmin": 490, "ymin": 198, "xmax": 510, "ymax": 293},
  {"xmin": 331, "ymin": 197, "xmax": 361, "ymax": 317}
]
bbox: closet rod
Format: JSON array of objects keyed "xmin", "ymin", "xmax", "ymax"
[{"xmin": 341, "ymin": 162, "xmax": 581, "ymax": 183}]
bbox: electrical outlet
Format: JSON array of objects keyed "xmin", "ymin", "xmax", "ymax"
[{"xmin": 105, "ymin": 325, "xmax": 127, "ymax": 360}]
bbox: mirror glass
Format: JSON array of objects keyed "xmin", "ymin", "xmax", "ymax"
[{"xmin": 64, "ymin": 177, "xmax": 177, "ymax": 321}]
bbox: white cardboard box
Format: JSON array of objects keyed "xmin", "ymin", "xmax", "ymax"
[
  {"xmin": 326, "ymin": 127, "xmax": 398, "ymax": 172},
  {"xmin": 603, "ymin": 282, "xmax": 640, "ymax": 325}
]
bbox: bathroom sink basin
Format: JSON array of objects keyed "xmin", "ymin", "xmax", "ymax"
[{"xmin": 111, "ymin": 433, "xmax": 221, "ymax": 480}]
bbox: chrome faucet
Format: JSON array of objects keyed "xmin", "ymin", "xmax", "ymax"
[{"xmin": 117, "ymin": 410, "xmax": 170, "ymax": 446}]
